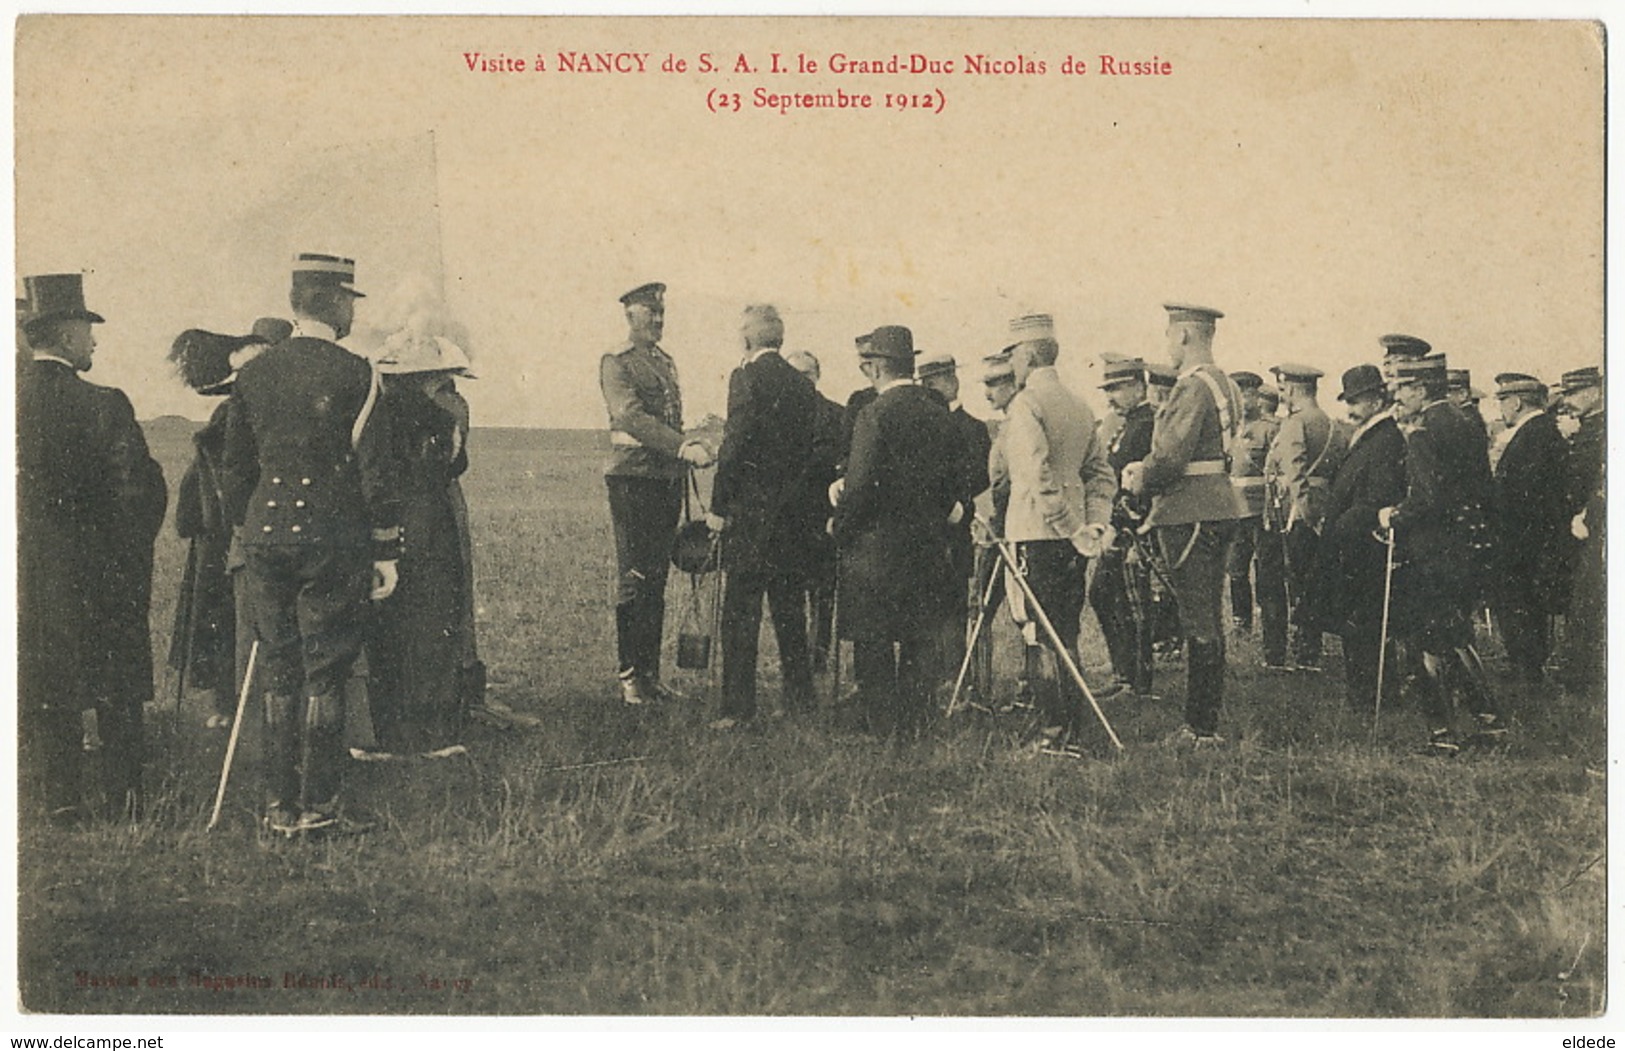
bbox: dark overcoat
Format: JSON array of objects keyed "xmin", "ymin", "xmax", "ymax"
[
  {"xmin": 168, "ymin": 397, "xmax": 238, "ymax": 694},
  {"xmin": 1492, "ymin": 410, "xmax": 1574, "ymax": 614},
  {"xmin": 18, "ymin": 358, "xmax": 167, "ymax": 715},
  {"xmin": 712, "ymin": 351, "xmax": 818, "ymax": 576},
  {"xmin": 1388, "ymin": 400, "xmax": 1493, "ymax": 644},
  {"xmin": 834, "ymin": 383, "xmax": 960, "ymax": 641},
  {"xmin": 944, "ymin": 403, "xmax": 993, "ymax": 583},
  {"xmin": 1309, "ymin": 413, "xmax": 1407, "ymax": 631}
]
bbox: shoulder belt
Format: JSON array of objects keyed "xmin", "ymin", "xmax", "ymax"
[
  {"xmin": 351, "ymin": 360, "xmax": 381, "ymax": 449},
  {"xmin": 1191, "ymin": 367, "xmax": 1240, "ymax": 458}
]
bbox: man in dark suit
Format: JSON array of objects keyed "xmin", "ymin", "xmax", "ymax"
[
  {"xmin": 916, "ymin": 352, "xmax": 992, "ymax": 691},
  {"xmin": 1311, "ymin": 365, "xmax": 1408, "ymax": 708},
  {"xmin": 785, "ymin": 349, "xmax": 845, "ymax": 671},
  {"xmin": 1557, "ymin": 366, "xmax": 1604, "ymax": 693},
  {"xmin": 222, "ymin": 252, "xmax": 403, "ymax": 836},
  {"xmin": 1488, "ymin": 373, "xmax": 1572, "ymax": 686},
  {"xmin": 1378, "ymin": 353, "xmax": 1501, "ymax": 755},
  {"xmin": 708, "ymin": 305, "xmax": 818, "ymax": 728},
  {"xmin": 833, "ymin": 325, "xmax": 962, "ymax": 736},
  {"xmin": 18, "ymin": 273, "xmax": 166, "ymax": 826}
]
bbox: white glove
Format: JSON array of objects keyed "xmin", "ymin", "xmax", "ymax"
[
  {"xmin": 704, "ymin": 513, "xmax": 727, "ymax": 533},
  {"xmin": 828, "ymin": 478, "xmax": 846, "ymax": 507},
  {"xmin": 947, "ymin": 502, "xmax": 965, "ymax": 526},
  {"xmin": 1572, "ymin": 510, "xmax": 1589, "ymax": 541},
  {"xmin": 1069, "ymin": 522, "xmax": 1114, "ymax": 558},
  {"xmin": 1121, "ymin": 461, "xmax": 1146, "ymax": 496},
  {"xmin": 371, "ymin": 560, "xmax": 399, "ymax": 601},
  {"xmin": 679, "ymin": 440, "xmax": 714, "ymax": 468},
  {"xmin": 1376, "ymin": 506, "xmax": 1396, "ymax": 531}
]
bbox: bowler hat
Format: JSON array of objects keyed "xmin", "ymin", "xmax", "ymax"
[
  {"xmin": 1336, "ymin": 364, "xmax": 1385, "ymax": 403},
  {"xmin": 862, "ymin": 325, "xmax": 916, "ymax": 361}
]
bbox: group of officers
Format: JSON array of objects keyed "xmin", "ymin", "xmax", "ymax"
[
  {"xmin": 603, "ymin": 285, "xmax": 1607, "ymax": 758},
  {"xmin": 18, "ymin": 254, "xmax": 484, "ymax": 836}
]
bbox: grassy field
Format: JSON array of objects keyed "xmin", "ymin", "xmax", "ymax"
[{"xmin": 16, "ymin": 421, "xmax": 1606, "ymax": 1017}]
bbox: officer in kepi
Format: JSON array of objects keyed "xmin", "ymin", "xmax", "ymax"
[
  {"xmin": 599, "ymin": 282, "xmax": 714, "ymax": 705},
  {"xmin": 222, "ymin": 252, "xmax": 402, "ymax": 837}
]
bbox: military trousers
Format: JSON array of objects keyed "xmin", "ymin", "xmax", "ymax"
[
  {"xmin": 1283, "ymin": 523, "xmax": 1325, "ymax": 665},
  {"xmin": 606, "ymin": 475, "xmax": 683, "ymax": 680},
  {"xmin": 1013, "ymin": 540, "xmax": 1088, "ymax": 736},
  {"xmin": 1227, "ymin": 518, "xmax": 1287, "ymax": 664},
  {"xmin": 239, "ymin": 543, "xmax": 371, "ymax": 812},
  {"xmin": 1089, "ymin": 543, "xmax": 1153, "ymax": 694},
  {"xmin": 1158, "ymin": 520, "xmax": 1239, "ymax": 734}
]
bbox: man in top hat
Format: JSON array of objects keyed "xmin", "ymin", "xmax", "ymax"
[
  {"xmin": 17, "ymin": 272, "xmax": 166, "ymax": 826},
  {"xmin": 1556, "ymin": 365, "xmax": 1604, "ymax": 692},
  {"xmin": 832, "ymin": 325, "xmax": 962, "ymax": 735},
  {"xmin": 598, "ymin": 282, "xmax": 713, "ymax": 706},
  {"xmin": 785, "ymin": 349, "xmax": 846, "ymax": 671},
  {"xmin": 1488, "ymin": 372, "xmax": 1572, "ymax": 687},
  {"xmin": 221, "ymin": 252, "xmax": 402, "ymax": 835},
  {"xmin": 1225, "ymin": 370, "xmax": 1288, "ymax": 665},
  {"xmin": 1312, "ymin": 364, "xmax": 1408, "ymax": 708},
  {"xmin": 1001, "ymin": 314, "xmax": 1116, "ymax": 756},
  {"xmin": 917, "ymin": 352, "xmax": 993, "ymax": 689},
  {"xmin": 1089, "ymin": 357, "xmax": 1158, "ymax": 699},
  {"xmin": 1377, "ymin": 352, "xmax": 1501, "ymax": 755},
  {"xmin": 1265, "ymin": 362, "xmax": 1348, "ymax": 671},
  {"xmin": 708, "ymin": 305, "xmax": 818, "ymax": 728},
  {"xmin": 1122, "ymin": 303, "xmax": 1246, "ymax": 744}
]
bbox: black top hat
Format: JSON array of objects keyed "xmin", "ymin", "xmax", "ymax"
[
  {"xmin": 619, "ymin": 282, "xmax": 666, "ymax": 308},
  {"xmin": 291, "ymin": 253, "xmax": 365, "ymax": 298},
  {"xmin": 862, "ymin": 325, "xmax": 916, "ymax": 361},
  {"xmin": 1337, "ymin": 364, "xmax": 1386, "ymax": 403},
  {"xmin": 23, "ymin": 273, "xmax": 104, "ymax": 329}
]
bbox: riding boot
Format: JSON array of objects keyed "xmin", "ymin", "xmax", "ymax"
[
  {"xmin": 262, "ymin": 691, "xmax": 300, "ymax": 811},
  {"xmin": 300, "ymin": 692, "xmax": 347, "ymax": 814}
]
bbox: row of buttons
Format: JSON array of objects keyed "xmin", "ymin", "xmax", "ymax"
[{"xmin": 269, "ymin": 477, "xmax": 313, "ymax": 485}]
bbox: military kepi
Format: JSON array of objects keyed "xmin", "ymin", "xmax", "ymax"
[
  {"xmin": 23, "ymin": 273, "xmax": 104, "ymax": 327},
  {"xmin": 1493, "ymin": 372, "xmax": 1545, "ymax": 398},
  {"xmin": 1008, "ymin": 313, "xmax": 1055, "ymax": 341},
  {"xmin": 619, "ymin": 282, "xmax": 665, "ymax": 308},
  {"xmin": 1100, "ymin": 358, "xmax": 1148, "ymax": 389},
  {"xmin": 1391, "ymin": 352, "xmax": 1447, "ymax": 381},
  {"xmin": 916, "ymin": 352, "xmax": 956, "ymax": 380},
  {"xmin": 292, "ymin": 253, "xmax": 365, "ymax": 297},
  {"xmin": 1560, "ymin": 366, "xmax": 1601, "ymax": 393}
]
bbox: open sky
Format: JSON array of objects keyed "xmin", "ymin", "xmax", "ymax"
[{"xmin": 15, "ymin": 17, "xmax": 1604, "ymax": 427}]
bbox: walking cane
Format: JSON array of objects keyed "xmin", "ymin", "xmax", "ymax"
[
  {"xmin": 828, "ymin": 549, "xmax": 843, "ymax": 708},
  {"xmin": 171, "ymin": 546, "xmax": 198, "ymax": 714},
  {"xmin": 1372, "ymin": 526, "xmax": 1397, "ymax": 742},
  {"xmin": 207, "ymin": 638, "xmax": 257, "ymax": 831},
  {"xmin": 946, "ymin": 564, "xmax": 1002, "ymax": 717},
  {"xmin": 982, "ymin": 519, "xmax": 1124, "ymax": 752}
]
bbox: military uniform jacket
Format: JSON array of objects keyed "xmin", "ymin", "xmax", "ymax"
[
  {"xmin": 1266, "ymin": 403, "xmax": 1348, "ymax": 531},
  {"xmin": 18, "ymin": 357, "xmax": 167, "ymax": 707},
  {"xmin": 1567, "ymin": 409, "xmax": 1604, "ymax": 518},
  {"xmin": 1493, "ymin": 409, "xmax": 1573, "ymax": 613},
  {"xmin": 1106, "ymin": 402, "xmax": 1156, "ymax": 531},
  {"xmin": 834, "ymin": 382, "xmax": 961, "ymax": 640},
  {"xmin": 1003, "ymin": 367, "xmax": 1115, "ymax": 543},
  {"xmin": 987, "ymin": 420, "xmax": 1011, "ymax": 535},
  {"xmin": 222, "ymin": 332, "xmax": 400, "ymax": 551},
  {"xmin": 1311, "ymin": 412, "xmax": 1406, "ymax": 629},
  {"xmin": 1230, "ymin": 414, "xmax": 1278, "ymax": 520},
  {"xmin": 712, "ymin": 350, "xmax": 818, "ymax": 575},
  {"xmin": 1139, "ymin": 363, "xmax": 1247, "ymax": 528},
  {"xmin": 600, "ymin": 342, "xmax": 685, "ymax": 479}
]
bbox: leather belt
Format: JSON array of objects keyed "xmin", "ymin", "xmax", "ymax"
[{"xmin": 1183, "ymin": 460, "xmax": 1228, "ymax": 477}]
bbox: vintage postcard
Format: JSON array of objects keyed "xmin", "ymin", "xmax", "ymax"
[{"xmin": 9, "ymin": 10, "xmax": 1608, "ymax": 1045}]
